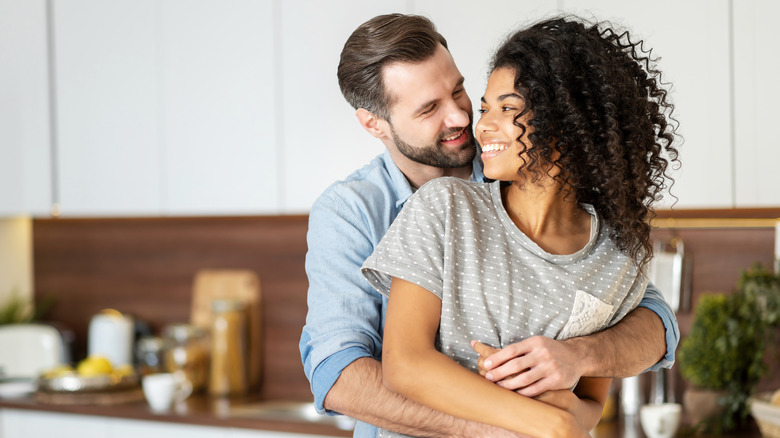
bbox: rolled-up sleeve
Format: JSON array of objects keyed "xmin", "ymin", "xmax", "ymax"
[
  {"xmin": 299, "ymin": 189, "xmax": 388, "ymax": 415},
  {"xmin": 636, "ymin": 281, "xmax": 679, "ymax": 371}
]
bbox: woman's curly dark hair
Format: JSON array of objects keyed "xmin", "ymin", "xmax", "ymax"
[{"xmin": 490, "ymin": 15, "xmax": 680, "ymax": 270}]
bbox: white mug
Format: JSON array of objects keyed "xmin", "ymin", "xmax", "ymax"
[
  {"xmin": 640, "ymin": 403, "xmax": 682, "ymax": 438},
  {"xmin": 142, "ymin": 372, "xmax": 193, "ymax": 412}
]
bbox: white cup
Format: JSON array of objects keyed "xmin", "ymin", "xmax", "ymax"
[
  {"xmin": 142, "ymin": 372, "xmax": 193, "ymax": 412},
  {"xmin": 640, "ymin": 403, "xmax": 682, "ymax": 438}
]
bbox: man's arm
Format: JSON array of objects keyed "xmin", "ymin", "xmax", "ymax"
[
  {"xmin": 300, "ymin": 189, "xmax": 519, "ymax": 437},
  {"xmin": 475, "ymin": 282, "xmax": 679, "ymax": 396},
  {"xmin": 326, "ymin": 357, "xmax": 522, "ymax": 437}
]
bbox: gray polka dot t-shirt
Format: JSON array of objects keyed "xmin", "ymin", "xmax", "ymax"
[{"xmin": 362, "ymin": 177, "xmax": 647, "ymax": 375}]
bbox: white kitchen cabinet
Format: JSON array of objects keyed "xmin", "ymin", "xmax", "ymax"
[
  {"xmin": 0, "ymin": 409, "xmax": 110, "ymax": 438},
  {"xmin": 0, "ymin": 0, "xmax": 52, "ymax": 217},
  {"xmin": 0, "ymin": 409, "xmax": 344, "ymax": 438},
  {"xmin": 561, "ymin": 0, "xmax": 733, "ymax": 209},
  {"xmin": 278, "ymin": 0, "xmax": 407, "ymax": 213},
  {"xmin": 52, "ymin": 0, "xmax": 279, "ymax": 217},
  {"xmin": 109, "ymin": 417, "xmax": 227, "ymax": 438},
  {"xmin": 733, "ymin": 0, "xmax": 780, "ymax": 207},
  {"xmin": 159, "ymin": 0, "xmax": 278, "ymax": 216},
  {"xmin": 53, "ymin": 0, "xmax": 162, "ymax": 216}
]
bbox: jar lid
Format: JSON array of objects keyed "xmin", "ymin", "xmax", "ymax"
[
  {"xmin": 211, "ymin": 299, "xmax": 245, "ymax": 312},
  {"xmin": 162, "ymin": 323, "xmax": 206, "ymax": 342}
]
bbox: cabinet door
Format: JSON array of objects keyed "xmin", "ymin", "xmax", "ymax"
[
  {"xmin": 733, "ymin": 0, "xmax": 780, "ymax": 207},
  {"xmin": 278, "ymin": 0, "xmax": 407, "ymax": 213},
  {"xmin": 109, "ymin": 418, "xmax": 227, "ymax": 438},
  {"xmin": 0, "ymin": 0, "xmax": 52, "ymax": 217},
  {"xmin": 560, "ymin": 0, "xmax": 733, "ymax": 208},
  {"xmin": 160, "ymin": 0, "xmax": 278, "ymax": 215},
  {"xmin": 53, "ymin": 0, "xmax": 162, "ymax": 216},
  {"xmin": 0, "ymin": 409, "xmax": 110, "ymax": 438}
]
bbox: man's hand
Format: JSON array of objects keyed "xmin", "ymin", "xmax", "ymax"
[{"xmin": 471, "ymin": 338, "xmax": 584, "ymax": 397}]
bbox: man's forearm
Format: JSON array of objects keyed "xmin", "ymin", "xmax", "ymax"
[
  {"xmin": 565, "ymin": 307, "xmax": 666, "ymax": 378},
  {"xmin": 324, "ymin": 357, "xmax": 517, "ymax": 438}
]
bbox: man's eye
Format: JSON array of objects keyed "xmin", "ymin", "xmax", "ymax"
[
  {"xmin": 421, "ymin": 105, "xmax": 436, "ymax": 115},
  {"xmin": 453, "ymin": 87, "xmax": 464, "ymax": 97}
]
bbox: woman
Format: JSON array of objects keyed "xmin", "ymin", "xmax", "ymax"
[{"xmin": 362, "ymin": 15, "xmax": 679, "ymax": 438}]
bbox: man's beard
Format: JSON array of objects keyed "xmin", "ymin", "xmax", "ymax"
[{"xmin": 390, "ymin": 122, "xmax": 477, "ymax": 169}]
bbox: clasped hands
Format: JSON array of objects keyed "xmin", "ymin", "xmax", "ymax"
[{"xmin": 470, "ymin": 338, "xmax": 583, "ymax": 405}]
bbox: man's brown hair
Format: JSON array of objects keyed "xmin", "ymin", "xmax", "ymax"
[{"xmin": 337, "ymin": 14, "xmax": 448, "ymax": 120}]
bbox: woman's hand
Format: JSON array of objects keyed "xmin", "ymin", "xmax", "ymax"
[{"xmin": 471, "ymin": 338, "xmax": 583, "ymax": 396}]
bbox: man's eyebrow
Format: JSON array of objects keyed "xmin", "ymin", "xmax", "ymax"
[{"xmin": 413, "ymin": 77, "xmax": 466, "ymax": 115}]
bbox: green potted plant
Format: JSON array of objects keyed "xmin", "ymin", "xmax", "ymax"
[
  {"xmin": 678, "ymin": 264, "xmax": 780, "ymax": 434},
  {"xmin": 0, "ymin": 289, "xmax": 55, "ymax": 325}
]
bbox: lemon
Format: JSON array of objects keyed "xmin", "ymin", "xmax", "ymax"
[
  {"xmin": 112, "ymin": 364, "xmax": 135, "ymax": 377},
  {"xmin": 77, "ymin": 355, "xmax": 113, "ymax": 377},
  {"xmin": 42, "ymin": 364, "xmax": 74, "ymax": 378}
]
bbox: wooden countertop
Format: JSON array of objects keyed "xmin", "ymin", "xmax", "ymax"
[
  {"xmin": 0, "ymin": 393, "xmax": 352, "ymax": 437},
  {"xmin": 1, "ymin": 393, "xmax": 766, "ymax": 437}
]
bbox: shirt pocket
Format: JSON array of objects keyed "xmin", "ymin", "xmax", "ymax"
[{"xmin": 558, "ymin": 289, "xmax": 615, "ymax": 340}]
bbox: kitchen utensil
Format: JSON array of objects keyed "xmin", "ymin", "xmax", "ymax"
[
  {"xmin": 190, "ymin": 269, "xmax": 262, "ymax": 388},
  {"xmin": 621, "ymin": 375, "xmax": 643, "ymax": 416},
  {"xmin": 142, "ymin": 372, "xmax": 192, "ymax": 412},
  {"xmin": 648, "ymin": 237, "xmax": 689, "ymax": 312},
  {"xmin": 38, "ymin": 371, "xmax": 139, "ymax": 392},
  {"xmin": 162, "ymin": 324, "xmax": 209, "ymax": 391},
  {"xmin": 208, "ymin": 299, "xmax": 247, "ymax": 397},
  {"xmin": 135, "ymin": 336, "xmax": 165, "ymax": 376},
  {"xmin": 88, "ymin": 309, "xmax": 134, "ymax": 367},
  {"xmin": 639, "ymin": 403, "xmax": 682, "ymax": 438},
  {"xmin": 0, "ymin": 323, "xmax": 64, "ymax": 379}
]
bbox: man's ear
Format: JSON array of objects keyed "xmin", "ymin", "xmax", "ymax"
[{"xmin": 356, "ymin": 108, "xmax": 388, "ymax": 139}]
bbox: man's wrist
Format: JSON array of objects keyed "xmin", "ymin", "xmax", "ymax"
[{"xmin": 562, "ymin": 335, "xmax": 600, "ymax": 378}]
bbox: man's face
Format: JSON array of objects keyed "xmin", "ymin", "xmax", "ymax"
[{"xmin": 380, "ymin": 45, "xmax": 476, "ymax": 169}]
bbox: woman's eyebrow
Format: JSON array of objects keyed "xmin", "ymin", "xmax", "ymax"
[{"xmin": 480, "ymin": 93, "xmax": 524, "ymax": 103}]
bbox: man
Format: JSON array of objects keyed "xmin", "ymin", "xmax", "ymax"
[{"xmin": 300, "ymin": 13, "xmax": 678, "ymax": 437}]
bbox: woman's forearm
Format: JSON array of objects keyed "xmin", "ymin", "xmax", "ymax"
[{"xmin": 383, "ymin": 345, "xmax": 583, "ymax": 438}]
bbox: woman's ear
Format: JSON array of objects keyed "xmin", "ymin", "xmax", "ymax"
[{"xmin": 356, "ymin": 108, "xmax": 388, "ymax": 139}]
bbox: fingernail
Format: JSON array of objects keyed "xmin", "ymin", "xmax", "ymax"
[
  {"xmin": 484, "ymin": 359, "xmax": 492, "ymax": 368},
  {"xmin": 486, "ymin": 372, "xmax": 494, "ymax": 381},
  {"xmin": 470, "ymin": 340, "xmax": 476, "ymax": 347}
]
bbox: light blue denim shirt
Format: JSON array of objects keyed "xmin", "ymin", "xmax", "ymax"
[{"xmin": 299, "ymin": 150, "xmax": 679, "ymax": 437}]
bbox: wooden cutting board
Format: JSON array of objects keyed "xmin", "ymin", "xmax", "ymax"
[{"xmin": 190, "ymin": 269, "xmax": 262, "ymax": 390}]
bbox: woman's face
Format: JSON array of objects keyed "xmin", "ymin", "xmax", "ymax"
[{"xmin": 475, "ymin": 67, "xmax": 533, "ymax": 182}]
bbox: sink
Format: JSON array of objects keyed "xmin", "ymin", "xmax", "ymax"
[{"xmin": 229, "ymin": 401, "xmax": 355, "ymax": 430}]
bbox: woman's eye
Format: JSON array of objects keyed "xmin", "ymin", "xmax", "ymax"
[{"xmin": 502, "ymin": 106, "xmax": 516, "ymax": 112}]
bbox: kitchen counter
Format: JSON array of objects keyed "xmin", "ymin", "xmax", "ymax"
[
  {"xmin": 1, "ymin": 394, "xmax": 766, "ymax": 437},
  {"xmin": 0, "ymin": 393, "xmax": 352, "ymax": 437}
]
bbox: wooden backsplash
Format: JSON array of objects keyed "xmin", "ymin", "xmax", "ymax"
[
  {"xmin": 32, "ymin": 210, "xmax": 780, "ymax": 404},
  {"xmin": 32, "ymin": 215, "xmax": 312, "ymax": 401}
]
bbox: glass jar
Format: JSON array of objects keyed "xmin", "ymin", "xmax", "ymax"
[
  {"xmin": 162, "ymin": 323, "xmax": 209, "ymax": 392},
  {"xmin": 135, "ymin": 336, "xmax": 165, "ymax": 376},
  {"xmin": 208, "ymin": 299, "xmax": 247, "ymax": 397}
]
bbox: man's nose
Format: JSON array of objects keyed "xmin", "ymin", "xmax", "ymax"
[{"xmin": 443, "ymin": 101, "xmax": 470, "ymax": 128}]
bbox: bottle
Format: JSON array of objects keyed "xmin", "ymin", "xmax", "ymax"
[{"xmin": 208, "ymin": 299, "xmax": 247, "ymax": 397}]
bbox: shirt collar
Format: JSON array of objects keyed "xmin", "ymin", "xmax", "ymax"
[{"xmin": 384, "ymin": 149, "xmax": 486, "ymax": 209}]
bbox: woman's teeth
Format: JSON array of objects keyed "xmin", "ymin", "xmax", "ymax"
[{"xmin": 482, "ymin": 143, "xmax": 508, "ymax": 153}]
